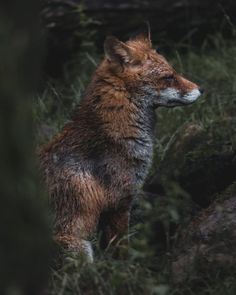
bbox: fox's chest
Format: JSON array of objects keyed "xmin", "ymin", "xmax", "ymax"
[{"xmin": 126, "ymin": 135, "xmax": 154, "ymax": 185}]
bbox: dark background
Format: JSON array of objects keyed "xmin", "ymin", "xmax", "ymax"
[
  {"xmin": 1, "ymin": 1, "xmax": 236, "ymax": 294},
  {"xmin": 41, "ymin": 0, "xmax": 236, "ymax": 77}
]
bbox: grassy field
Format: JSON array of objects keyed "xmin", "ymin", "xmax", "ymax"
[{"xmin": 36, "ymin": 34, "xmax": 236, "ymax": 295}]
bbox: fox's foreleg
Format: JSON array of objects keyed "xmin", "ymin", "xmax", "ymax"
[{"xmin": 99, "ymin": 206, "xmax": 131, "ymax": 258}]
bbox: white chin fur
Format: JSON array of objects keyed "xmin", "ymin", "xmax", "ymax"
[
  {"xmin": 159, "ymin": 88, "xmax": 201, "ymax": 106},
  {"xmin": 182, "ymin": 89, "xmax": 201, "ymax": 103}
]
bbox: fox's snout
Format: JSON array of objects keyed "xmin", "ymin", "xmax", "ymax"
[
  {"xmin": 156, "ymin": 75, "xmax": 203, "ymax": 107},
  {"xmin": 199, "ymin": 88, "xmax": 204, "ymax": 95}
]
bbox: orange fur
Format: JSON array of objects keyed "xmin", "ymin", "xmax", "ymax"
[{"xmin": 39, "ymin": 34, "xmax": 202, "ymax": 260}]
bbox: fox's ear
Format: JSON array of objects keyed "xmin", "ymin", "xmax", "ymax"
[
  {"xmin": 131, "ymin": 22, "xmax": 152, "ymax": 47},
  {"xmin": 104, "ymin": 36, "xmax": 132, "ymax": 63},
  {"xmin": 133, "ymin": 32, "xmax": 152, "ymax": 48},
  {"xmin": 137, "ymin": 32, "xmax": 152, "ymax": 46}
]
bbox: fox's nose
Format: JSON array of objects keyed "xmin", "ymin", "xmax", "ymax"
[{"xmin": 199, "ymin": 88, "xmax": 205, "ymax": 95}]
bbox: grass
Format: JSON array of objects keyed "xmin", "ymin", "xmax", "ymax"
[
  {"xmin": 35, "ymin": 34, "xmax": 236, "ymax": 295},
  {"xmin": 49, "ymin": 256, "xmax": 168, "ymax": 295},
  {"xmin": 153, "ymin": 34, "xmax": 236, "ymax": 164}
]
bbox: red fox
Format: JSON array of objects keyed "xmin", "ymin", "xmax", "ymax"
[{"xmin": 39, "ymin": 33, "xmax": 203, "ymax": 261}]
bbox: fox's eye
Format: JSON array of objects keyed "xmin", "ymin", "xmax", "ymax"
[
  {"xmin": 162, "ymin": 75, "xmax": 175, "ymax": 82},
  {"xmin": 131, "ymin": 60, "xmax": 142, "ymax": 66}
]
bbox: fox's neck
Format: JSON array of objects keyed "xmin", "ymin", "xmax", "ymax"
[
  {"xmin": 80, "ymin": 76, "xmax": 156, "ymax": 137},
  {"xmin": 73, "ymin": 77, "xmax": 156, "ymax": 162}
]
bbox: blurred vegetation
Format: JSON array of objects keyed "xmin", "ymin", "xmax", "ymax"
[
  {"xmin": 41, "ymin": 0, "xmax": 236, "ymax": 81},
  {"xmin": 0, "ymin": 1, "xmax": 51, "ymax": 295},
  {"xmin": 41, "ymin": 0, "xmax": 99, "ymax": 80}
]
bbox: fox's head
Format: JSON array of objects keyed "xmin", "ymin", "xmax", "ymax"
[{"xmin": 102, "ymin": 34, "xmax": 203, "ymax": 108}]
